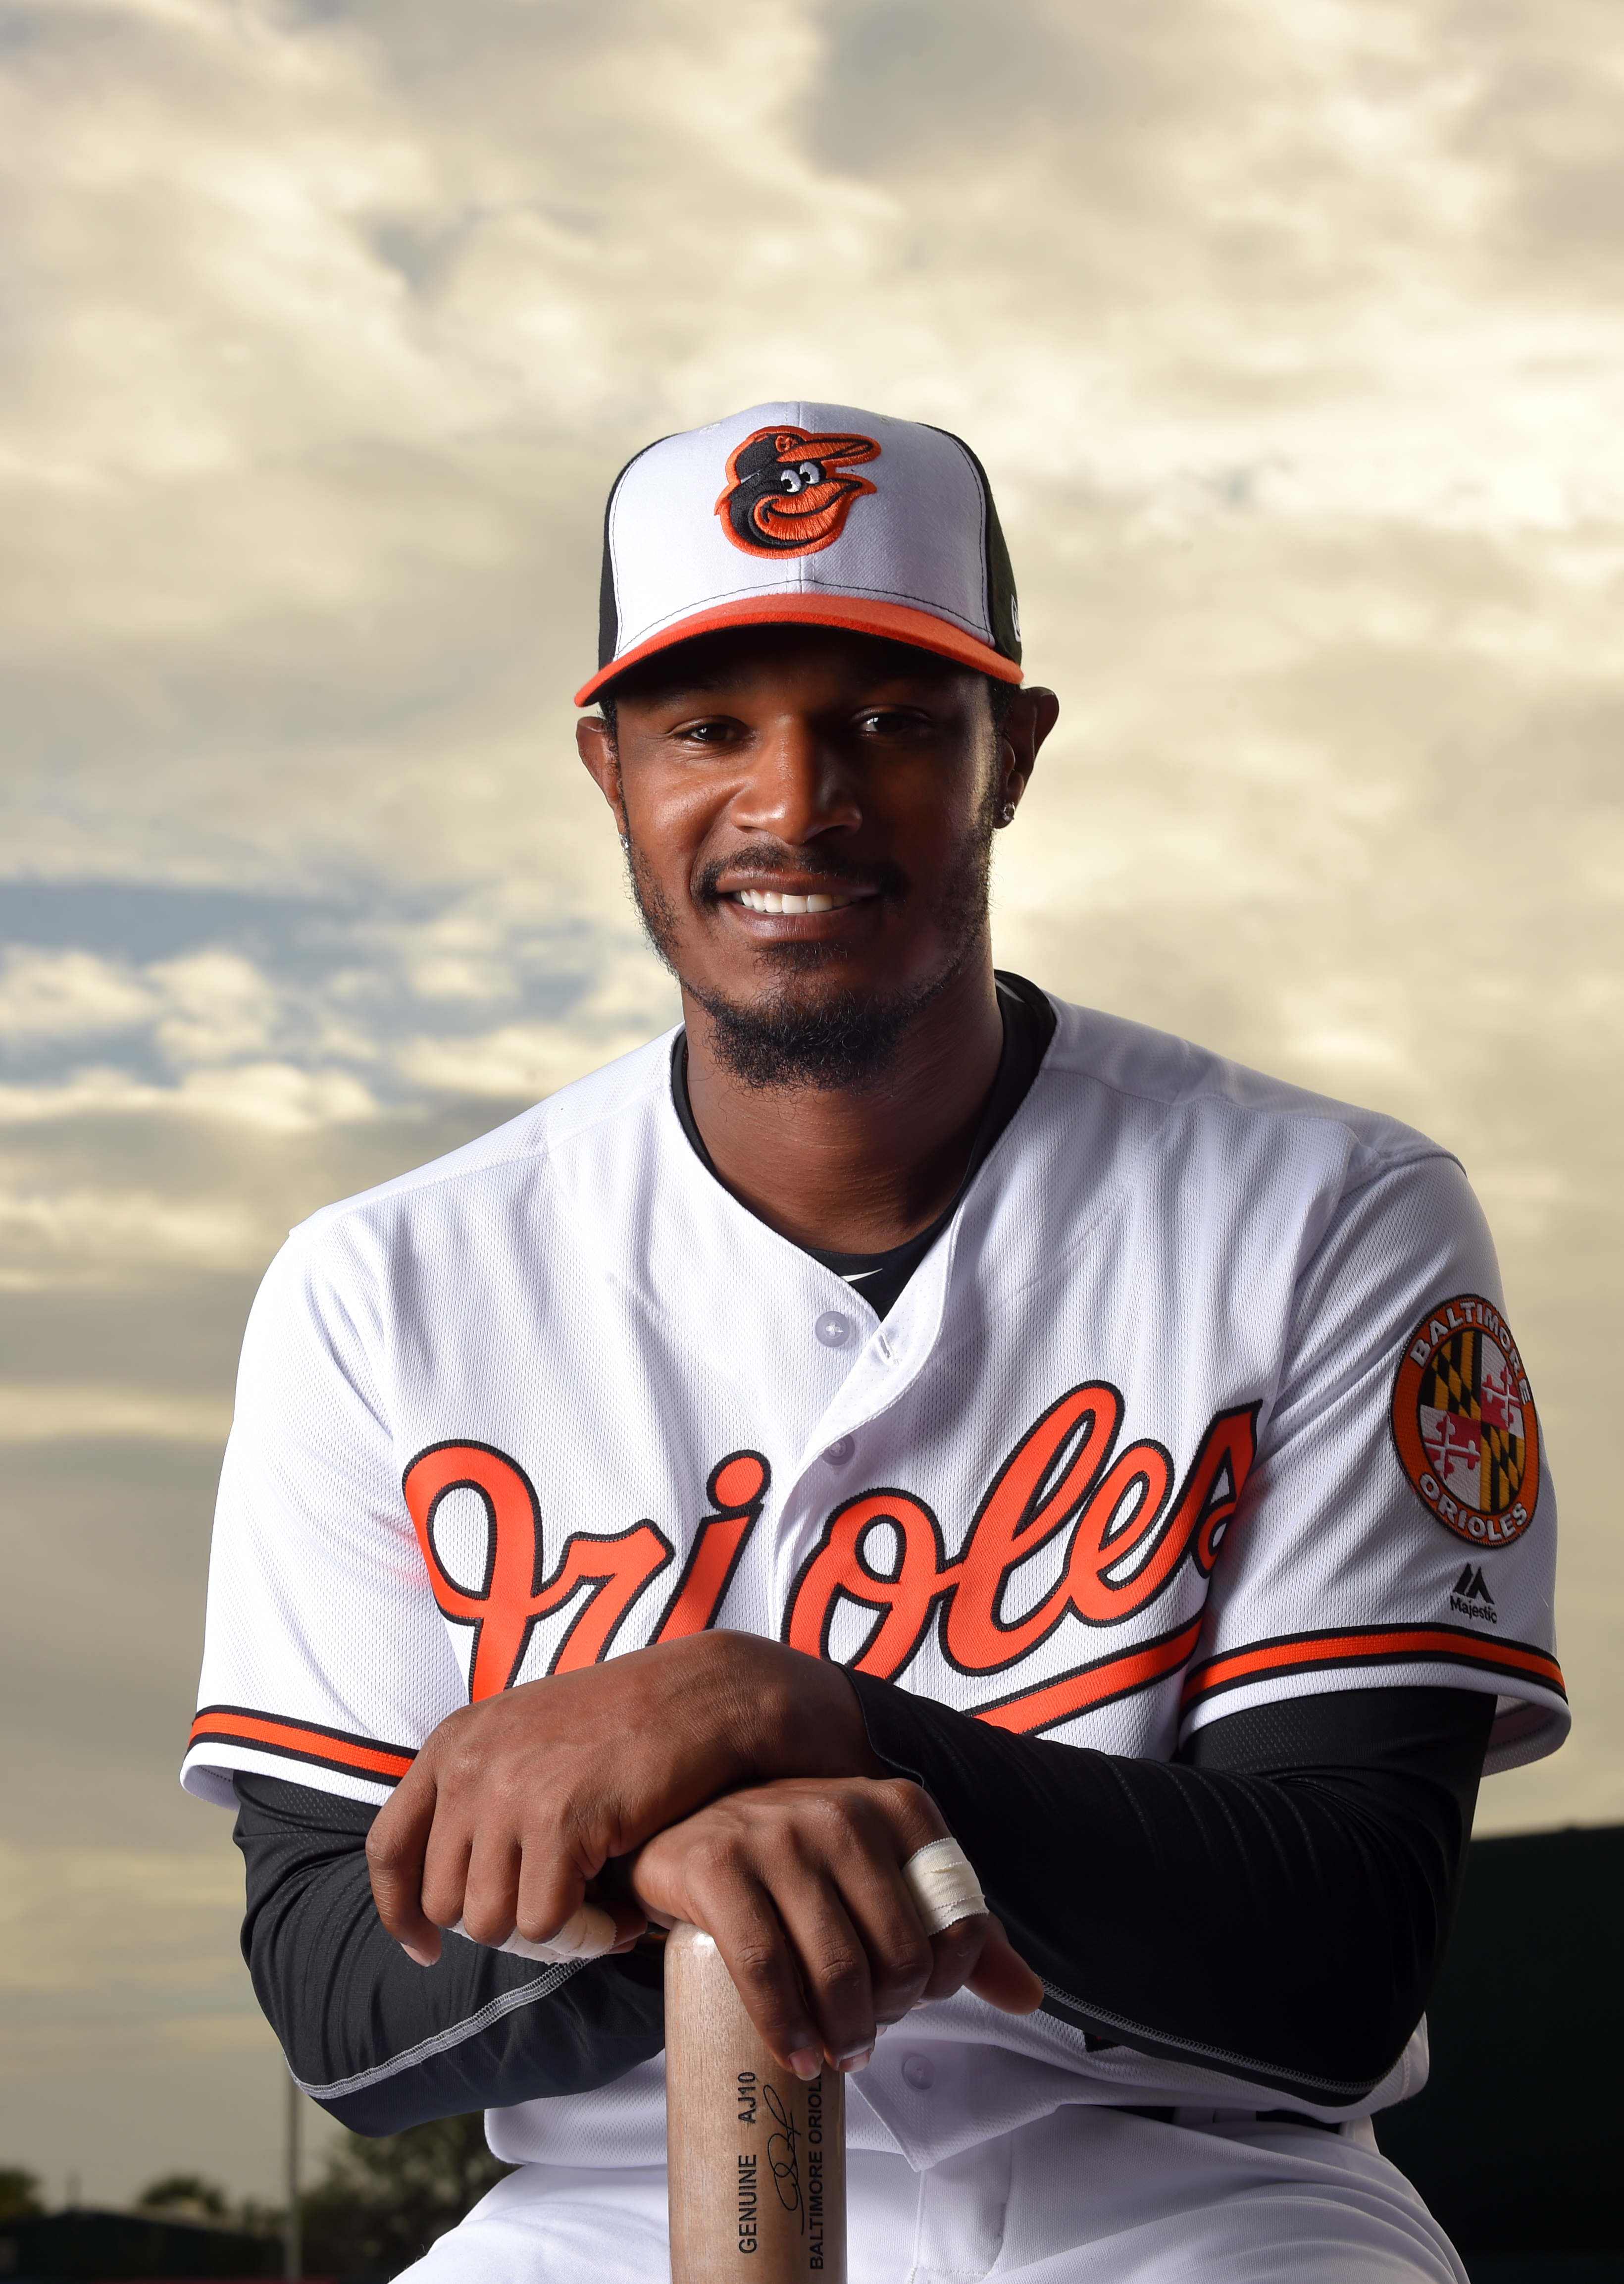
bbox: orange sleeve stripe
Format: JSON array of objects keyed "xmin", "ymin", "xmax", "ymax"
[
  {"xmin": 1181, "ymin": 1625, "xmax": 1566, "ymax": 1710},
  {"xmin": 187, "ymin": 1706, "xmax": 417, "ymax": 1784},
  {"xmin": 973, "ymin": 1618, "xmax": 1206, "ymax": 1736}
]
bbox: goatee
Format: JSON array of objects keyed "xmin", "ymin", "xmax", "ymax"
[{"xmin": 624, "ymin": 789, "xmax": 997, "ymax": 1091}]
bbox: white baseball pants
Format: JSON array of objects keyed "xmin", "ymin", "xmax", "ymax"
[{"xmin": 400, "ymin": 2107, "xmax": 1468, "ymax": 2282}]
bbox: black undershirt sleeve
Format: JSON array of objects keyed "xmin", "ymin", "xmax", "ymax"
[
  {"xmin": 232, "ymin": 1772, "xmax": 665, "ymax": 2135},
  {"xmin": 850, "ymin": 1677, "xmax": 1493, "ymax": 2107},
  {"xmin": 233, "ymin": 1684, "xmax": 1489, "ymax": 2132}
]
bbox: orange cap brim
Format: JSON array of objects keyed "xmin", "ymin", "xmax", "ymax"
[{"xmin": 573, "ymin": 594, "xmax": 1022, "ymax": 708}]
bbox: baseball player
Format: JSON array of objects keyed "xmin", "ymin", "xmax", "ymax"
[{"xmin": 184, "ymin": 403, "xmax": 1566, "ymax": 2282}]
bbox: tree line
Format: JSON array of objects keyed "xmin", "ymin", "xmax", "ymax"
[{"xmin": 0, "ymin": 2115, "xmax": 510, "ymax": 2279}]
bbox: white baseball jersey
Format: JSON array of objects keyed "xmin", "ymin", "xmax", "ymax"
[{"xmin": 184, "ymin": 994, "xmax": 1565, "ymax": 2164}]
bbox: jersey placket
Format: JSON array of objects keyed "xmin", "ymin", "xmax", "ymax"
[{"xmin": 761, "ymin": 1223, "xmax": 964, "ymax": 1646}]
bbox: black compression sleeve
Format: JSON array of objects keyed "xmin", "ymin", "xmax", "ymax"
[
  {"xmin": 849, "ymin": 1677, "xmax": 1493, "ymax": 2107},
  {"xmin": 234, "ymin": 1686, "xmax": 1490, "ymax": 2131},
  {"xmin": 232, "ymin": 1773, "xmax": 664, "ymax": 2134}
]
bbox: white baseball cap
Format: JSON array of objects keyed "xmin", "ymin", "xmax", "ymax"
[{"xmin": 574, "ymin": 400, "xmax": 1023, "ymax": 707}]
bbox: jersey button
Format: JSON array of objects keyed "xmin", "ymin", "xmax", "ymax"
[
  {"xmin": 902, "ymin": 2054, "xmax": 936, "ymax": 2091},
  {"xmin": 822, "ymin": 1436, "xmax": 854, "ymax": 1464},
  {"xmin": 814, "ymin": 1311, "xmax": 855, "ymax": 1349}
]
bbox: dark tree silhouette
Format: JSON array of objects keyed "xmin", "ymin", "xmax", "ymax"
[
  {"xmin": 136, "ymin": 2172, "xmax": 232, "ymax": 2221},
  {"xmin": 0, "ymin": 2169, "xmax": 43, "ymax": 2220},
  {"xmin": 301, "ymin": 2114, "xmax": 513, "ymax": 2280}
]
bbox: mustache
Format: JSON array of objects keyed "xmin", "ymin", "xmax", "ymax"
[{"xmin": 691, "ymin": 844, "xmax": 909, "ymax": 904}]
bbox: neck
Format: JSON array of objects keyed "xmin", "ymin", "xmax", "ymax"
[{"xmin": 680, "ymin": 952, "xmax": 1005, "ymax": 1254}]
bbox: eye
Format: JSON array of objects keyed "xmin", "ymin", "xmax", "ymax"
[
  {"xmin": 672, "ymin": 711, "xmax": 754, "ymax": 750},
  {"xmin": 797, "ymin": 462, "xmax": 820, "ymax": 484},
  {"xmin": 778, "ymin": 467, "xmax": 803, "ymax": 493}
]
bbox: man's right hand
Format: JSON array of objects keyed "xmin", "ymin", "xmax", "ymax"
[
  {"xmin": 365, "ymin": 1631, "xmax": 885, "ymax": 1967},
  {"xmin": 623, "ymin": 1774, "xmax": 1043, "ymax": 2075}
]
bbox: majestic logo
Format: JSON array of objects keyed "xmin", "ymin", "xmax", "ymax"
[
  {"xmin": 403, "ymin": 1385, "xmax": 1260, "ymax": 1736},
  {"xmin": 1450, "ymin": 1563, "xmax": 1498, "ymax": 1624},
  {"xmin": 716, "ymin": 426, "xmax": 880, "ymax": 556},
  {"xmin": 1391, "ymin": 1295, "xmax": 1540, "ymax": 1548}
]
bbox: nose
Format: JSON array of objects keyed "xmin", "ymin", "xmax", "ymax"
[{"xmin": 727, "ymin": 714, "xmax": 862, "ymax": 847}]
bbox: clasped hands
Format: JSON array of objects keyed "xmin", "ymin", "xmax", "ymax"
[{"xmin": 366, "ymin": 1632, "xmax": 1041, "ymax": 2079}]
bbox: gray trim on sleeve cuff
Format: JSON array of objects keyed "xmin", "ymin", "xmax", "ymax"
[{"xmin": 293, "ymin": 1960, "xmax": 583, "ymax": 2102}]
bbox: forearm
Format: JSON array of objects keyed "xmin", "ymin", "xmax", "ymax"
[
  {"xmin": 365, "ymin": 1631, "xmax": 879, "ymax": 1962},
  {"xmin": 848, "ymin": 1680, "xmax": 1492, "ymax": 2106},
  {"xmin": 244, "ymin": 1644, "xmax": 1487, "ymax": 2123},
  {"xmin": 234, "ymin": 1775, "xmax": 665, "ymax": 2134}
]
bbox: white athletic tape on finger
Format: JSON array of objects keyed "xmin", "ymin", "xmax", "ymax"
[
  {"xmin": 450, "ymin": 1899, "xmax": 618, "ymax": 1964},
  {"xmin": 903, "ymin": 1838, "xmax": 986, "ymax": 1936}
]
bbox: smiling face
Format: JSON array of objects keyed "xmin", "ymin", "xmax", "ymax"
[{"xmin": 576, "ymin": 626, "xmax": 1053, "ymax": 1089}]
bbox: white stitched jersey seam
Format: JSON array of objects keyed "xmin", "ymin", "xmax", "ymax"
[{"xmin": 293, "ymin": 1961, "xmax": 583, "ymax": 2101}]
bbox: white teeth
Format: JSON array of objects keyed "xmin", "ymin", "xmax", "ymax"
[{"xmin": 734, "ymin": 887, "xmax": 852, "ymax": 913}]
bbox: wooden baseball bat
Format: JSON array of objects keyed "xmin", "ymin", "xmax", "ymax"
[{"xmin": 665, "ymin": 1923, "xmax": 846, "ymax": 2284}]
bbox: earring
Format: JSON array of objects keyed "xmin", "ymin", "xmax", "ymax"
[
  {"xmin": 618, "ymin": 832, "xmax": 629, "ymax": 849},
  {"xmin": 999, "ymin": 802, "xmax": 1016, "ymax": 826}
]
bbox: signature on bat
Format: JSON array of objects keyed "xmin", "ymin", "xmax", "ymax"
[{"xmin": 763, "ymin": 2082, "xmax": 805, "ymax": 2231}]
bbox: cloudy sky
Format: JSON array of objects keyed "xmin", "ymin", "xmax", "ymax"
[{"xmin": 2, "ymin": 0, "xmax": 1619, "ymax": 2211}]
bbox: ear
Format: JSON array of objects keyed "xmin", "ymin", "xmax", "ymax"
[
  {"xmin": 576, "ymin": 715, "xmax": 626, "ymax": 834},
  {"xmin": 996, "ymin": 687, "xmax": 1059, "ymax": 818}
]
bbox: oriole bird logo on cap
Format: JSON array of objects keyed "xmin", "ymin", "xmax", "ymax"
[{"xmin": 715, "ymin": 426, "xmax": 881, "ymax": 556}]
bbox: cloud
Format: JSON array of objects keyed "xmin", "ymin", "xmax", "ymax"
[
  {"xmin": 395, "ymin": 1016, "xmax": 653, "ymax": 1098},
  {"xmin": 0, "ymin": 948, "xmax": 158, "ymax": 1042},
  {"xmin": 0, "ymin": 1840, "xmax": 246, "ymax": 1998},
  {"xmin": 148, "ymin": 950, "xmax": 283, "ymax": 1064},
  {"xmin": 0, "ymin": 1179, "xmax": 269, "ymax": 1281},
  {"xmin": 0, "ymin": 1384, "xmax": 233, "ymax": 1443},
  {"xmin": 0, "ymin": 884, "xmax": 678, "ymax": 1138},
  {"xmin": 0, "ymin": 944, "xmax": 289, "ymax": 1064}
]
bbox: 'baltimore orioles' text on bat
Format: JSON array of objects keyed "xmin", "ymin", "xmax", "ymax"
[{"xmin": 665, "ymin": 1923, "xmax": 846, "ymax": 2284}]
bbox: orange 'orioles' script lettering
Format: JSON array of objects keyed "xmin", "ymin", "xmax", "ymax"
[
  {"xmin": 783, "ymin": 1386, "xmax": 1260, "ymax": 1727},
  {"xmin": 403, "ymin": 1442, "xmax": 673, "ymax": 1698},
  {"xmin": 404, "ymin": 1398, "xmax": 1257, "ymax": 1730},
  {"xmin": 403, "ymin": 1443, "xmax": 770, "ymax": 1699},
  {"xmin": 654, "ymin": 1452, "xmax": 770, "ymax": 1641}
]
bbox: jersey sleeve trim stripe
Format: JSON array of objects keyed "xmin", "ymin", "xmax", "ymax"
[
  {"xmin": 1179, "ymin": 1624, "xmax": 1566, "ymax": 1711},
  {"xmin": 187, "ymin": 1706, "xmax": 417, "ymax": 1785},
  {"xmin": 971, "ymin": 1617, "xmax": 1206, "ymax": 1735}
]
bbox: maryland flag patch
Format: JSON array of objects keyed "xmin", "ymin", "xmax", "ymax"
[{"xmin": 1391, "ymin": 1294, "xmax": 1541, "ymax": 1547}]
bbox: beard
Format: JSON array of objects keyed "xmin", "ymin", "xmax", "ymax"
[{"xmin": 626, "ymin": 781, "xmax": 998, "ymax": 1091}]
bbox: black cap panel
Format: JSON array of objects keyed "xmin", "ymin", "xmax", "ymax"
[{"xmin": 923, "ymin": 426, "xmax": 1021, "ymax": 667}]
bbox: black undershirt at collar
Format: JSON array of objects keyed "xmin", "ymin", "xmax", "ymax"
[{"xmin": 669, "ymin": 971, "xmax": 1058, "ymax": 1320}]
